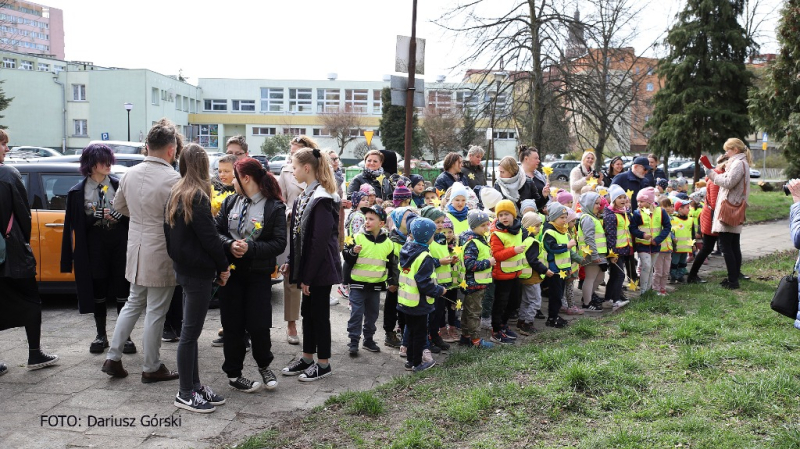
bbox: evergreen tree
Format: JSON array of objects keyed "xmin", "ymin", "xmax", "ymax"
[
  {"xmin": 647, "ymin": 0, "xmax": 753, "ymax": 181},
  {"xmin": 377, "ymin": 87, "xmax": 423, "ymax": 162},
  {"xmin": 749, "ymin": 0, "xmax": 800, "ymax": 179},
  {"xmin": 0, "ymin": 81, "xmax": 13, "ymax": 129}
]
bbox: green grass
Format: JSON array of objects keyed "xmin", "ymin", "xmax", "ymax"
[
  {"xmin": 747, "ymin": 189, "xmax": 793, "ymax": 223},
  {"xmin": 234, "ymin": 250, "xmax": 800, "ymax": 448}
]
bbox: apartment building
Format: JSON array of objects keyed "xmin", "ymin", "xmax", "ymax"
[{"xmin": 0, "ymin": 0, "xmax": 64, "ymax": 59}]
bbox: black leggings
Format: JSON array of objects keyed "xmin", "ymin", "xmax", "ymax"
[
  {"xmin": 545, "ymin": 276, "xmax": 565, "ymax": 319},
  {"xmin": 220, "ymin": 271, "xmax": 275, "ymax": 377},
  {"xmin": 689, "ymin": 234, "xmax": 719, "ymax": 278},
  {"xmin": 405, "ymin": 314, "xmax": 428, "ymax": 367},
  {"xmin": 301, "ymin": 285, "xmax": 333, "ymax": 360},
  {"xmin": 718, "ymin": 232, "xmax": 742, "ymax": 283},
  {"xmin": 605, "ymin": 255, "xmax": 627, "ymax": 302}
]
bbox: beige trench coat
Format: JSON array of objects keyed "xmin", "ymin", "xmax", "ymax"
[
  {"xmin": 708, "ymin": 152, "xmax": 750, "ymax": 234},
  {"xmin": 113, "ymin": 156, "xmax": 181, "ymax": 287},
  {"xmin": 277, "ymin": 161, "xmax": 306, "ymax": 266}
]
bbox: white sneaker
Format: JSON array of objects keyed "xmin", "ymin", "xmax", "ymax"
[
  {"xmin": 399, "ymin": 345, "xmax": 407, "ymax": 357},
  {"xmin": 422, "ymin": 349, "xmax": 434, "ymax": 364},
  {"xmin": 480, "ymin": 317, "xmax": 492, "ymax": 330},
  {"xmin": 329, "ymin": 296, "xmax": 339, "ymax": 306}
]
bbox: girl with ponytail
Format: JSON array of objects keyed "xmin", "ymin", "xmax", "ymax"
[
  {"xmin": 280, "ymin": 147, "xmax": 342, "ymax": 381},
  {"xmin": 214, "ymin": 157, "xmax": 287, "ymax": 393}
]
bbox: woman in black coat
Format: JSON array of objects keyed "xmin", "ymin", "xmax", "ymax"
[
  {"xmin": 346, "ymin": 150, "xmax": 393, "ymax": 203},
  {"xmin": 0, "ymin": 130, "xmax": 59, "ymax": 373},
  {"xmin": 60, "ymin": 144, "xmax": 135, "ymax": 355}
]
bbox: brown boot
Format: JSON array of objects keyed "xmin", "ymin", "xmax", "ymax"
[
  {"xmin": 141, "ymin": 364, "xmax": 179, "ymax": 384},
  {"xmin": 101, "ymin": 359, "xmax": 128, "ymax": 378}
]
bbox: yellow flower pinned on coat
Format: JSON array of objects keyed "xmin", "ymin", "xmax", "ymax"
[
  {"xmin": 607, "ymin": 250, "xmax": 618, "ymax": 259},
  {"xmin": 344, "ymin": 235, "xmax": 355, "ymax": 246},
  {"xmin": 229, "ymin": 264, "xmax": 236, "ymax": 271},
  {"xmin": 376, "ymin": 174, "xmax": 385, "ymax": 184},
  {"xmin": 459, "ymin": 280, "xmax": 468, "ymax": 289},
  {"xmin": 468, "ymin": 173, "xmax": 475, "ymax": 180},
  {"xmin": 641, "ymin": 208, "xmax": 652, "ymax": 216},
  {"xmin": 580, "ymin": 245, "xmax": 593, "ymax": 256},
  {"xmin": 558, "ymin": 270, "xmax": 568, "ymax": 279},
  {"xmin": 253, "ymin": 222, "xmax": 263, "ymax": 231},
  {"xmin": 455, "ymin": 299, "xmax": 462, "ymax": 310},
  {"xmin": 101, "ymin": 185, "xmax": 109, "ymax": 193},
  {"xmin": 674, "ymin": 222, "xmax": 684, "ymax": 231},
  {"xmin": 484, "ymin": 231, "xmax": 491, "ymax": 238},
  {"xmin": 625, "ymin": 189, "xmax": 634, "ymax": 199},
  {"xmin": 526, "ymin": 226, "xmax": 537, "ymax": 234},
  {"xmin": 587, "ymin": 177, "xmax": 598, "ymax": 188},
  {"xmin": 542, "ymin": 166, "xmax": 553, "ymax": 176},
  {"xmin": 628, "ymin": 279, "xmax": 639, "ymax": 292}
]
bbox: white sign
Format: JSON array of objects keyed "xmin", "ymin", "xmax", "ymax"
[
  {"xmin": 762, "ymin": 132, "xmax": 768, "ymax": 142},
  {"xmin": 486, "ymin": 127, "xmax": 493, "ymax": 140},
  {"xmin": 395, "ymin": 36, "xmax": 425, "ymax": 75}
]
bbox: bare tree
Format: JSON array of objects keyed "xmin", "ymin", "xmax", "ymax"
[
  {"xmin": 421, "ymin": 106, "xmax": 461, "ymax": 161},
  {"xmin": 741, "ymin": 0, "xmax": 780, "ymax": 57},
  {"xmin": 320, "ymin": 109, "xmax": 365, "ymax": 156}
]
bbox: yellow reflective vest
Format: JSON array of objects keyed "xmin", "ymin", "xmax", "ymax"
[
  {"xmin": 544, "ymin": 228, "xmax": 572, "ymax": 271},
  {"xmin": 615, "ymin": 212, "xmax": 632, "ymax": 249},
  {"xmin": 635, "ymin": 207, "xmax": 663, "ymax": 246},
  {"xmin": 429, "ymin": 240, "xmax": 454, "ymax": 287},
  {"xmin": 446, "ymin": 212, "xmax": 470, "ymax": 238},
  {"xmin": 493, "ymin": 230, "xmax": 525, "ymax": 274},
  {"xmin": 520, "ymin": 235, "xmax": 547, "ymax": 281},
  {"xmin": 464, "ymin": 237, "xmax": 493, "ymax": 285},
  {"xmin": 398, "ymin": 251, "xmax": 437, "ymax": 307},
  {"xmin": 577, "ymin": 214, "xmax": 607, "ymax": 256},
  {"xmin": 672, "ymin": 215, "xmax": 693, "ymax": 254},
  {"xmin": 350, "ymin": 233, "xmax": 394, "ymax": 283}
]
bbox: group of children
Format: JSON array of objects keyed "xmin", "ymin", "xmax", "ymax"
[{"xmin": 339, "ymin": 172, "xmax": 706, "ymax": 373}]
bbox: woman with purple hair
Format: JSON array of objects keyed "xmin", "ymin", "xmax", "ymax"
[{"xmin": 61, "ymin": 144, "xmax": 136, "ymax": 354}]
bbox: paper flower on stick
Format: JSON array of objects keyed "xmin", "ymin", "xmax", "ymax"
[
  {"xmin": 558, "ymin": 270, "xmax": 568, "ymax": 279},
  {"xmin": 432, "ymin": 197, "xmax": 441, "ymax": 207},
  {"xmin": 599, "ymin": 189, "xmax": 608, "ymax": 196},
  {"xmin": 628, "ymin": 279, "xmax": 639, "ymax": 292},
  {"xmin": 580, "ymin": 245, "xmax": 593, "ymax": 256},
  {"xmin": 455, "ymin": 299, "xmax": 462, "ymax": 310},
  {"xmin": 344, "ymin": 235, "xmax": 355, "ymax": 245},
  {"xmin": 229, "ymin": 264, "xmax": 236, "ymax": 271},
  {"xmin": 542, "ymin": 166, "xmax": 553, "ymax": 177},
  {"xmin": 550, "ymin": 187, "xmax": 559, "ymax": 197},
  {"xmin": 587, "ymin": 178, "xmax": 598, "ymax": 188},
  {"xmin": 253, "ymin": 222, "xmax": 263, "ymax": 230},
  {"xmin": 436, "ymin": 189, "xmax": 445, "ymax": 198},
  {"xmin": 607, "ymin": 250, "xmax": 618, "ymax": 259},
  {"xmin": 625, "ymin": 189, "xmax": 634, "ymax": 199},
  {"xmin": 459, "ymin": 280, "xmax": 468, "ymax": 289},
  {"xmin": 453, "ymin": 246, "xmax": 464, "ymax": 256}
]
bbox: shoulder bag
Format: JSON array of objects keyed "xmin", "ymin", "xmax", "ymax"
[
  {"xmin": 717, "ymin": 161, "xmax": 748, "ymax": 227},
  {"xmin": 771, "ymin": 267, "xmax": 799, "ymax": 319}
]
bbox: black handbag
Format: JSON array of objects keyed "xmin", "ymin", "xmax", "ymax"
[{"xmin": 771, "ymin": 269, "xmax": 799, "ymax": 319}]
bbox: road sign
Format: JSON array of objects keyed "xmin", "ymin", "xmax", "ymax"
[
  {"xmin": 389, "ymin": 75, "xmax": 425, "ymax": 107},
  {"xmin": 101, "ymin": 132, "xmax": 109, "ymax": 141},
  {"xmin": 395, "ymin": 36, "xmax": 425, "ymax": 75},
  {"xmin": 762, "ymin": 132, "xmax": 768, "ymax": 142},
  {"xmin": 364, "ymin": 130, "xmax": 374, "ymax": 146},
  {"xmin": 762, "ymin": 142, "xmax": 768, "ymax": 151}
]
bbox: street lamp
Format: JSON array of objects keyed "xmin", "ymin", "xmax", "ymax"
[
  {"xmin": 123, "ymin": 102, "xmax": 133, "ymax": 141},
  {"xmin": 488, "ymin": 70, "xmax": 507, "ymax": 185}
]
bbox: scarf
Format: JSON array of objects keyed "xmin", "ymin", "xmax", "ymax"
[
  {"xmin": 363, "ymin": 167, "xmax": 384, "ymax": 181},
  {"xmin": 496, "ymin": 171, "xmax": 526, "ymax": 202},
  {"xmin": 549, "ymin": 220, "xmax": 569, "ymax": 235},
  {"xmin": 447, "ymin": 203, "xmax": 469, "ymax": 222}
]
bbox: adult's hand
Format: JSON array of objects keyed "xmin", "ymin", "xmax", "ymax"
[{"xmin": 788, "ymin": 179, "xmax": 800, "ymax": 204}]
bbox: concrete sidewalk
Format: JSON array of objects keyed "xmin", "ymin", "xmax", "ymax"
[{"xmin": 0, "ymin": 219, "xmax": 794, "ymax": 449}]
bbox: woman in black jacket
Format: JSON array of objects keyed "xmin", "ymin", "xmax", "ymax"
[
  {"xmin": 164, "ymin": 144, "xmax": 229, "ymax": 413},
  {"xmin": 61, "ymin": 144, "xmax": 135, "ymax": 354},
  {"xmin": 493, "ymin": 156, "xmax": 540, "ymax": 209},
  {"xmin": 346, "ymin": 150, "xmax": 393, "ymax": 203},
  {"xmin": 216, "ymin": 157, "xmax": 287, "ymax": 394}
]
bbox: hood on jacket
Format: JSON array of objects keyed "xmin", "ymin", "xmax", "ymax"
[
  {"xmin": 400, "ymin": 241, "xmax": 429, "ymax": 269},
  {"xmin": 359, "ymin": 228, "xmax": 389, "ymax": 243},
  {"xmin": 389, "ymin": 228, "xmax": 410, "ymax": 245},
  {"xmin": 579, "ymin": 192, "xmax": 601, "ymax": 219}
]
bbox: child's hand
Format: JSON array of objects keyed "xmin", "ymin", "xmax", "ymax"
[
  {"xmin": 514, "ymin": 245, "xmax": 525, "ymax": 254},
  {"xmin": 439, "ymin": 257, "xmax": 453, "ymax": 265},
  {"xmin": 642, "ymin": 233, "xmax": 652, "ymax": 240},
  {"xmin": 488, "ymin": 257, "xmax": 497, "ymax": 267},
  {"xmin": 450, "ymin": 255, "xmax": 459, "ymax": 264},
  {"xmin": 387, "ymin": 285, "xmax": 398, "ymax": 292},
  {"xmin": 353, "ymin": 245, "xmax": 363, "ymax": 254},
  {"xmin": 567, "ymin": 239, "xmax": 577, "ymax": 248},
  {"xmin": 546, "ymin": 269, "xmax": 555, "ymax": 277}
]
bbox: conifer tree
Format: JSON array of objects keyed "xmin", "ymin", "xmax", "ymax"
[{"xmin": 0, "ymin": 80, "xmax": 13, "ymax": 129}]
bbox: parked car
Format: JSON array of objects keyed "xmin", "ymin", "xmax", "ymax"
[
  {"xmin": 8, "ymin": 162, "xmax": 127, "ymax": 294},
  {"xmin": 749, "ymin": 168, "xmax": 761, "ymax": 178},
  {"xmin": 7, "ymin": 146, "xmax": 62, "ymax": 160},
  {"xmin": 85, "ymin": 140, "xmax": 146, "ymax": 155},
  {"xmin": 251, "ymin": 154, "xmax": 270, "ymax": 171},
  {"xmin": 672, "ymin": 161, "xmax": 697, "ymax": 178},
  {"xmin": 25, "ymin": 154, "xmax": 146, "ymax": 168},
  {"xmin": 544, "ymin": 160, "xmax": 581, "ymax": 182},
  {"xmin": 269, "ymin": 153, "xmax": 290, "ymax": 175}
]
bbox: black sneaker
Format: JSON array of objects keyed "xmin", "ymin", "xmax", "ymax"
[
  {"xmin": 534, "ymin": 310, "xmax": 546, "ymax": 320},
  {"xmin": 281, "ymin": 358, "xmax": 314, "ymax": 376},
  {"xmin": 123, "ymin": 338, "xmax": 137, "ymax": 354},
  {"xmin": 211, "ymin": 337, "xmax": 224, "ymax": 347},
  {"xmin": 162, "ymin": 327, "xmax": 179, "ymax": 343},
  {"xmin": 458, "ymin": 336, "xmax": 473, "ymax": 347},
  {"xmin": 208, "ymin": 297, "xmax": 220, "ymax": 309},
  {"xmin": 174, "ymin": 392, "xmax": 215, "ymax": 413},
  {"xmin": 0, "ymin": 362, "xmax": 7, "ymax": 376},
  {"xmin": 584, "ymin": 301, "xmax": 604, "ymax": 313},
  {"xmin": 298, "ymin": 363, "xmax": 332, "ymax": 382},
  {"xmin": 27, "ymin": 350, "xmax": 59, "ymax": 370},
  {"xmin": 384, "ymin": 332, "xmax": 401, "ymax": 348},
  {"xmin": 197, "ymin": 385, "xmax": 226, "ymax": 405},
  {"xmin": 89, "ymin": 335, "xmax": 109, "ymax": 354},
  {"xmin": 428, "ymin": 344, "xmax": 442, "ymax": 354},
  {"xmin": 258, "ymin": 367, "xmax": 278, "ymax": 390},
  {"xmin": 686, "ymin": 275, "xmax": 706, "ymax": 284},
  {"xmin": 362, "ymin": 339, "xmax": 381, "ymax": 352},
  {"xmin": 228, "ymin": 376, "xmax": 262, "ymax": 393},
  {"xmin": 430, "ymin": 334, "xmax": 450, "ymax": 351},
  {"xmin": 349, "ymin": 343, "xmax": 359, "ymax": 357},
  {"xmin": 739, "ymin": 273, "xmax": 751, "ymax": 281},
  {"xmin": 404, "ymin": 361, "xmax": 413, "ymax": 371},
  {"xmin": 546, "ymin": 317, "xmax": 568, "ymax": 328}
]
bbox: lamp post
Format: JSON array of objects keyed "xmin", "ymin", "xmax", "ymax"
[{"xmin": 123, "ymin": 102, "xmax": 133, "ymax": 141}]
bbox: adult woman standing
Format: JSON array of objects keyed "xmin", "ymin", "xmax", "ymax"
[
  {"xmin": 788, "ymin": 179, "xmax": 800, "ymax": 330},
  {"xmin": 519, "ymin": 145, "xmax": 550, "ymax": 211},
  {"xmin": 493, "ymin": 156, "xmax": 539, "ymax": 209},
  {"xmin": 0, "ymin": 129, "xmax": 58, "ymax": 374},
  {"xmin": 61, "ymin": 144, "xmax": 136, "ymax": 354},
  {"xmin": 217, "ymin": 157, "xmax": 287, "ymax": 392},
  {"xmin": 281, "ymin": 148, "xmax": 342, "ymax": 381},
  {"xmin": 164, "ymin": 145, "xmax": 229, "ymax": 413},
  {"xmin": 347, "ymin": 150, "xmax": 392, "ymax": 202},
  {"xmin": 434, "ymin": 152, "xmax": 463, "ymax": 193},
  {"xmin": 602, "ymin": 156, "xmax": 625, "ymax": 188},
  {"xmin": 569, "ymin": 151, "xmax": 602, "ymax": 198},
  {"xmin": 278, "ymin": 135, "xmax": 317, "ymax": 345},
  {"xmin": 705, "ymin": 138, "xmax": 752, "ymax": 289},
  {"xmin": 687, "ymin": 155, "xmax": 728, "ymax": 284}
]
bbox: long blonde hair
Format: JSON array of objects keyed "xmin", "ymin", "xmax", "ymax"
[
  {"xmin": 167, "ymin": 144, "xmax": 211, "ymax": 227},
  {"xmin": 294, "ymin": 147, "xmax": 337, "ymax": 194},
  {"xmin": 724, "ymin": 138, "xmax": 752, "ymax": 165}
]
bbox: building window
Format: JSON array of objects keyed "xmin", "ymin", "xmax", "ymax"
[
  {"xmin": 427, "ymin": 90, "xmax": 453, "ymax": 113},
  {"xmin": 175, "ymin": 94, "xmax": 181, "ymax": 110},
  {"xmin": 232, "ymin": 99, "xmax": 256, "ymax": 112},
  {"xmin": 289, "ymin": 88, "xmax": 312, "ymax": 113},
  {"xmin": 151, "ymin": 87, "xmax": 159, "ymax": 105},
  {"xmin": 20, "ymin": 60, "xmax": 32, "ymax": 71},
  {"xmin": 456, "ymin": 90, "xmax": 479, "ymax": 112},
  {"xmin": 2, "ymin": 57, "xmax": 15, "ymax": 68},
  {"xmin": 253, "ymin": 127, "xmax": 276, "ymax": 136},
  {"xmin": 312, "ymin": 128, "xmax": 330, "ymax": 137},
  {"xmin": 316, "ymin": 88, "xmax": 340, "ymax": 113},
  {"xmin": 183, "ymin": 97, "xmax": 189, "ymax": 111},
  {"xmin": 282, "ymin": 127, "xmax": 307, "ymax": 136},
  {"xmin": 38, "ymin": 63, "xmax": 49, "ymax": 72},
  {"xmin": 72, "ymin": 84, "xmax": 86, "ymax": 101},
  {"xmin": 646, "ymin": 83, "xmax": 654, "ymax": 92},
  {"xmin": 492, "ymin": 131, "xmax": 515, "ymax": 140},
  {"xmin": 198, "ymin": 124, "xmax": 219, "ymax": 148},
  {"xmin": 348, "ymin": 129, "xmax": 365, "ymax": 137},
  {"xmin": 161, "ymin": 90, "xmax": 167, "ymax": 101},
  {"xmin": 260, "ymin": 88, "xmax": 284, "ymax": 112},
  {"xmin": 203, "ymin": 99, "xmax": 227, "ymax": 111},
  {"xmin": 344, "ymin": 89, "xmax": 368, "ymax": 113},
  {"xmin": 647, "ymin": 67, "xmax": 653, "ymax": 76},
  {"xmin": 73, "ymin": 119, "xmax": 88, "ymax": 136},
  {"xmin": 54, "ymin": 65, "xmax": 64, "ymax": 73},
  {"xmin": 372, "ymin": 90, "xmax": 382, "ymax": 114}
]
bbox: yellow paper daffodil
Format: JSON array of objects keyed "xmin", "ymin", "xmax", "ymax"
[
  {"xmin": 376, "ymin": 174, "xmax": 385, "ymax": 184},
  {"xmin": 432, "ymin": 197, "xmax": 441, "ymax": 207},
  {"xmin": 599, "ymin": 189, "xmax": 608, "ymax": 196},
  {"xmin": 229, "ymin": 264, "xmax": 236, "ymax": 270},
  {"xmin": 550, "ymin": 187, "xmax": 559, "ymax": 197},
  {"xmin": 459, "ymin": 280, "xmax": 468, "ymax": 289},
  {"xmin": 101, "ymin": 185, "xmax": 109, "ymax": 193},
  {"xmin": 468, "ymin": 173, "xmax": 475, "ymax": 180},
  {"xmin": 455, "ymin": 299, "xmax": 462, "ymax": 310},
  {"xmin": 607, "ymin": 250, "xmax": 618, "ymax": 259},
  {"xmin": 542, "ymin": 166, "xmax": 553, "ymax": 176},
  {"xmin": 436, "ymin": 188, "xmax": 445, "ymax": 198},
  {"xmin": 558, "ymin": 270, "xmax": 568, "ymax": 279},
  {"xmin": 344, "ymin": 235, "xmax": 355, "ymax": 245},
  {"xmin": 253, "ymin": 222, "xmax": 263, "ymax": 230},
  {"xmin": 453, "ymin": 246, "xmax": 464, "ymax": 256},
  {"xmin": 628, "ymin": 279, "xmax": 639, "ymax": 292},
  {"xmin": 625, "ymin": 189, "xmax": 634, "ymax": 199},
  {"xmin": 587, "ymin": 177, "xmax": 598, "ymax": 188},
  {"xmin": 526, "ymin": 226, "xmax": 537, "ymax": 234},
  {"xmin": 674, "ymin": 223, "xmax": 684, "ymax": 231},
  {"xmin": 580, "ymin": 245, "xmax": 593, "ymax": 256}
]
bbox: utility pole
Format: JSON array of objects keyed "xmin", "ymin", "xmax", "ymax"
[{"xmin": 403, "ymin": 0, "xmax": 418, "ymax": 177}]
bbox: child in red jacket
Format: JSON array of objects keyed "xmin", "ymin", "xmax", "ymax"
[{"xmin": 488, "ymin": 200, "xmax": 525, "ymax": 345}]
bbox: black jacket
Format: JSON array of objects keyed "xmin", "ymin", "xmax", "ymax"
[
  {"xmin": 346, "ymin": 170, "xmax": 393, "ymax": 201},
  {"xmin": 165, "ymin": 191, "xmax": 229, "ymax": 280},
  {"xmin": 460, "ymin": 162, "xmax": 486, "ymax": 190},
  {"xmin": 0, "ymin": 164, "xmax": 35, "ymax": 279},
  {"xmin": 215, "ymin": 193, "xmax": 287, "ymax": 274},
  {"xmin": 289, "ymin": 185, "xmax": 343, "ymax": 287},
  {"xmin": 342, "ymin": 230, "xmax": 399, "ymax": 290},
  {"xmin": 61, "ymin": 176, "xmax": 129, "ymax": 313},
  {"xmin": 493, "ymin": 177, "xmax": 541, "ymax": 209},
  {"xmin": 611, "ymin": 170, "xmax": 651, "ymax": 210}
]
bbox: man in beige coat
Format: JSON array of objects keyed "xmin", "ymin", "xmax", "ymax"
[{"xmin": 102, "ymin": 120, "xmax": 182, "ymax": 382}]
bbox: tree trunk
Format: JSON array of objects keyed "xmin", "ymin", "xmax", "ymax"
[{"xmin": 529, "ymin": 0, "xmax": 545, "ymax": 152}]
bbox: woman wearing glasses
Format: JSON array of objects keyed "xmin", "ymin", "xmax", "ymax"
[{"xmin": 346, "ymin": 150, "xmax": 393, "ymax": 203}]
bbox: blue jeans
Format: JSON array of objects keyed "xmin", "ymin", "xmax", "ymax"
[
  {"xmin": 670, "ymin": 252, "xmax": 689, "ymax": 280},
  {"xmin": 347, "ymin": 288, "xmax": 380, "ymax": 343}
]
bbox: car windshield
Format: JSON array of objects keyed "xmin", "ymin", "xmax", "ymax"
[{"xmin": 107, "ymin": 144, "xmax": 143, "ymax": 154}]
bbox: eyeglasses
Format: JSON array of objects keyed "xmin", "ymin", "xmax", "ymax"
[
  {"xmin": 227, "ymin": 151, "xmax": 245, "ymax": 157},
  {"xmin": 291, "ymin": 137, "xmax": 305, "ymax": 145},
  {"xmin": 330, "ymin": 157, "xmax": 339, "ymax": 161}
]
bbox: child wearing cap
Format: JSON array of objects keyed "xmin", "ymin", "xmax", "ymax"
[
  {"xmin": 561, "ymin": 208, "xmax": 585, "ymax": 315},
  {"xmin": 488, "ymin": 200, "xmax": 525, "ymax": 344},
  {"xmin": 393, "ymin": 180, "xmax": 413, "ymax": 208},
  {"xmin": 577, "ymin": 192, "xmax": 609, "ymax": 312},
  {"xmin": 340, "ymin": 191, "xmax": 371, "ymax": 299},
  {"xmin": 409, "ymin": 175, "xmax": 426, "ymax": 208},
  {"xmin": 630, "ymin": 187, "xmax": 672, "ymax": 294},
  {"xmin": 542, "ymin": 203, "xmax": 577, "ymax": 328},
  {"xmin": 602, "ymin": 185, "xmax": 632, "ymax": 308},
  {"xmin": 419, "ymin": 206, "xmax": 455, "ymax": 351},
  {"xmin": 398, "ymin": 218, "xmax": 448, "ymax": 372},
  {"xmin": 652, "ymin": 197, "xmax": 675, "ymax": 296},
  {"xmin": 445, "ymin": 183, "xmax": 472, "ymax": 238},
  {"xmin": 342, "ymin": 206, "xmax": 398, "ymax": 356},
  {"xmin": 384, "ymin": 207, "xmax": 416, "ymax": 350},
  {"xmin": 670, "ymin": 200, "xmax": 695, "ymax": 284},
  {"xmin": 459, "ymin": 210, "xmax": 496, "ymax": 348},
  {"xmin": 359, "ymin": 184, "xmax": 377, "ymax": 207},
  {"xmin": 423, "ymin": 187, "xmax": 438, "ymax": 207},
  {"xmin": 517, "ymin": 212, "xmax": 553, "ymax": 334}
]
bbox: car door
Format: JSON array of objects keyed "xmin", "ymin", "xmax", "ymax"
[{"xmin": 36, "ymin": 172, "xmax": 83, "ymax": 282}]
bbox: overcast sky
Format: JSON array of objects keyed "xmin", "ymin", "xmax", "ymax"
[{"xmin": 42, "ymin": 0, "xmax": 782, "ymax": 84}]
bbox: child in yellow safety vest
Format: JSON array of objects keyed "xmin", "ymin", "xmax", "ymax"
[
  {"xmin": 341, "ymin": 205, "xmax": 398, "ymax": 356},
  {"xmin": 520, "ymin": 199, "xmax": 546, "ymax": 241},
  {"xmin": 489, "ymin": 200, "xmax": 525, "ymax": 344},
  {"xmin": 630, "ymin": 187, "xmax": 672, "ymax": 294},
  {"xmin": 653, "ymin": 198, "xmax": 675, "ymax": 296},
  {"xmin": 445, "ymin": 183, "xmax": 472, "ymax": 238},
  {"xmin": 517, "ymin": 212, "xmax": 554, "ymax": 335},
  {"xmin": 577, "ymin": 192, "xmax": 609, "ymax": 312},
  {"xmin": 687, "ymin": 190, "xmax": 705, "ymax": 262},
  {"xmin": 397, "ymin": 218, "xmax": 448, "ymax": 372},
  {"xmin": 459, "ymin": 210, "xmax": 496, "ymax": 348},
  {"xmin": 440, "ymin": 216, "xmax": 463, "ymax": 343},
  {"xmin": 542, "ymin": 203, "xmax": 578, "ymax": 329},
  {"xmin": 561, "ymin": 207, "xmax": 586, "ymax": 316},
  {"xmin": 602, "ymin": 185, "xmax": 632, "ymax": 308},
  {"xmin": 418, "ymin": 206, "xmax": 457, "ymax": 352},
  {"xmin": 670, "ymin": 199, "xmax": 696, "ymax": 284}
]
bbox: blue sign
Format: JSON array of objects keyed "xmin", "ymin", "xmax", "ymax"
[{"xmin": 101, "ymin": 132, "xmax": 109, "ymax": 141}]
